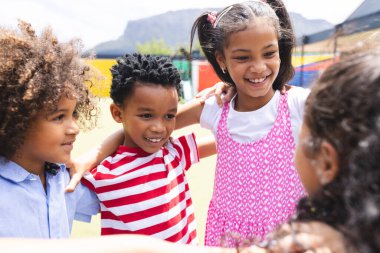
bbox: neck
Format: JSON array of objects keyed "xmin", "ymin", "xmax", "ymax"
[
  {"xmin": 10, "ymin": 153, "xmax": 45, "ymax": 177},
  {"xmin": 234, "ymin": 89, "xmax": 276, "ymax": 112}
]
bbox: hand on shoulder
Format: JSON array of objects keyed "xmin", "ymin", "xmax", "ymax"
[{"xmin": 195, "ymin": 82, "xmax": 235, "ymax": 107}]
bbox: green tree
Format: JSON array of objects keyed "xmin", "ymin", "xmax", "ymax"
[{"xmin": 136, "ymin": 38, "xmax": 173, "ymax": 55}]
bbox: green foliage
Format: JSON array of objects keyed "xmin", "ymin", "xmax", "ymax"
[{"xmin": 136, "ymin": 38, "xmax": 173, "ymax": 55}]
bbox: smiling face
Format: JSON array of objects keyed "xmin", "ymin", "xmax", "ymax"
[
  {"xmin": 11, "ymin": 97, "xmax": 80, "ymax": 173},
  {"xmin": 111, "ymin": 83, "xmax": 178, "ymax": 154},
  {"xmin": 216, "ymin": 18, "xmax": 280, "ymax": 111}
]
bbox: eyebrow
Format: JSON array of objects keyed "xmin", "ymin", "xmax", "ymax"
[
  {"xmin": 231, "ymin": 43, "xmax": 277, "ymax": 53},
  {"xmin": 137, "ymin": 107, "xmax": 178, "ymax": 113},
  {"xmin": 46, "ymin": 107, "xmax": 70, "ymax": 116}
]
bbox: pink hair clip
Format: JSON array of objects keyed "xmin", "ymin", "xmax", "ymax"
[{"xmin": 207, "ymin": 11, "xmax": 217, "ymax": 27}]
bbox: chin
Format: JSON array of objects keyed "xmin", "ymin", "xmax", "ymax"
[{"xmin": 142, "ymin": 147, "xmax": 161, "ymax": 154}]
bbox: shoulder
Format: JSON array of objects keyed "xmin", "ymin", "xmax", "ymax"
[
  {"xmin": 167, "ymin": 133, "xmax": 197, "ymax": 151},
  {"xmin": 287, "ymin": 86, "xmax": 310, "ymax": 110},
  {"xmin": 203, "ymin": 96, "xmax": 222, "ymax": 113},
  {"xmin": 200, "ymin": 95, "xmax": 227, "ymax": 130},
  {"xmin": 288, "ymin": 86, "xmax": 311, "ymax": 100}
]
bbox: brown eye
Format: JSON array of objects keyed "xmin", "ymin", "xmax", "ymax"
[
  {"xmin": 53, "ymin": 114, "xmax": 64, "ymax": 121},
  {"xmin": 166, "ymin": 114, "xmax": 176, "ymax": 120},
  {"xmin": 73, "ymin": 110, "xmax": 79, "ymax": 119},
  {"xmin": 139, "ymin": 114, "xmax": 153, "ymax": 119}
]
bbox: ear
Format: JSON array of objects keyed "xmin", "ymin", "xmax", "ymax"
[
  {"xmin": 316, "ymin": 140, "xmax": 339, "ymax": 185},
  {"xmin": 110, "ymin": 103, "xmax": 123, "ymax": 123},
  {"xmin": 215, "ymin": 51, "xmax": 226, "ymax": 71}
]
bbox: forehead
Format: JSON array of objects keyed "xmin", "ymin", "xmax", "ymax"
[
  {"xmin": 126, "ymin": 84, "xmax": 178, "ymax": 109},
  {"xmin": 226, "ymin": 18, "xmax": 278, "ymax": 50}
]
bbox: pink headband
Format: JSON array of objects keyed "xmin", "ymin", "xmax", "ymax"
[{"xmin": 207, "ymin": 6, "xmax": 234, "ymax": 28}]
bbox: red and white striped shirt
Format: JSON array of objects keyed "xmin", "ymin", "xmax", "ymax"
[{"xmin": 82, "ymin": 133, "xmax": 199, "ymax": 244}]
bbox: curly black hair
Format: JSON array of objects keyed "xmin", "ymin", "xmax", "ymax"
[
  {"xmin": 295, "ymin": 47, "xmax": 380, "ymax": 252},
  {"xmin": 0, "ymin": 20, "xmax": 99, "ymax": 158},
  {"xmin": 190, "ymin": 0, "xmax": 295, "ymax": 91},
  {"xmin": 110, "ymin": 53, "xmax": 182, "ymax": 105}
]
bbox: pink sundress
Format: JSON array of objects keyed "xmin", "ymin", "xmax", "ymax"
[{"xmin": 204, "ymin": 93, "xmax": 305, "ymax": 247}]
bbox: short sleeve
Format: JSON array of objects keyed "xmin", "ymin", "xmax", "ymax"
[
  {"xmin": 169, "ymin": 133, "xmax": 200, "ymax": 172},
  {"xmin": 288, "ymin": 87, "xmax": 310, "ymax": 121},
  {"xmin": 287, "ymin": 87, "xmax": 311, "ymax": 145},
  {"xmin": 73, "ymin": 183, "xmax": 100, "ymax": 222},
  {"xmin": 200, "ymin": 96, "xmax": 222, "ymax": 134},
  {"xmin": 63, "ymin": 170, "xmax": 99, "ymax": 227}
]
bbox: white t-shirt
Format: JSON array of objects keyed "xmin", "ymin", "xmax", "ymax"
[{"xmin": 200, "ymin": 87, "xmax": 310, "ymax": 145}]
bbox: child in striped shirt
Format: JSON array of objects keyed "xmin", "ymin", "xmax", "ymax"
[{"xmin": 82, "ymin": 53, "xmax": 212, "ymax": 245}]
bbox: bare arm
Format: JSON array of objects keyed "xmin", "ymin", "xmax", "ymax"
[
  {"xmin": 197, "ymin": 135, "xmax": 217, "ymax": 159},
  {"xmin": 175, "ymin": 98, "xmax": 204, "ymax": 129},
  {"xmin": 65, "ymin": 129, "xmax": 124, "ymax": 192}
]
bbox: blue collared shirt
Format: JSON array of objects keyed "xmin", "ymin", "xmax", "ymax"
[{"xmin": 0, "ymin": 157, "xmax": 99, "ymax": 238}]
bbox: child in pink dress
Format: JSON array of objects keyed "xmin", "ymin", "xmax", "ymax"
[{"xmin": 176, "ymin": 0, "xmax": 308, "ymax": 246}]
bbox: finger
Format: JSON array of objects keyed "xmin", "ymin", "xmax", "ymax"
[
  {"xmin": 222, "ymin": 86, "xmax": 235, "ymax": 103},
  {"xmin": 214, "ymin": 82, "xmax": 226, "ymax": 96},
  {"xmin": 65, "ymin": 173, "xmax": 82, "ymax": 192},
  {"xmin": 280, "ymin": 85, "xmax": 287, "ymax": 95},
  {"xmin": 195, "ymin": 88, "xmax": 209, "ymax": 99},
  {"xmin": 215, "ymin": 93, "xmax": 223, "ymax": 107}
]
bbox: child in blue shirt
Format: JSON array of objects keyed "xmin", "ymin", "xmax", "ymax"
[{"xmin": 0, "ymin": 20, "xmax": 99, "ymax": 238}]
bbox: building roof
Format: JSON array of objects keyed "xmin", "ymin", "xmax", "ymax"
[{"xmin": 345, "ymin": 0, "xmax": 380, "ymax": 21}]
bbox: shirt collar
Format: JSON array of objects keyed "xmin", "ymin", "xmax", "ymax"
[{"xmin": 0, "ymin": 156, "xmax": 65, "ymax": 183}]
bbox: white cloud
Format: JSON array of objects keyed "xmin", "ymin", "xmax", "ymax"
[{"xmin": 0, "ymin": 0, "xmax": 365, "ymax": 49}]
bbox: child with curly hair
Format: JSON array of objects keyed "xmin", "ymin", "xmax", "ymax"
[
  {"xmin": 0, "ymin": 21, "xmax": 100, "ymax": 238},
  {"xmin": 285, "ymin": 46, "xmax": 380, "ymax": 253},
  {"xmin": 81, "ymin": 53, "xmax": 214, "ymax": 244}
]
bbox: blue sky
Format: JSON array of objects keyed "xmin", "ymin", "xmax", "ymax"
[{"xmin": 0, "ymin": 0, "xmax": 364, "ymax": 49}]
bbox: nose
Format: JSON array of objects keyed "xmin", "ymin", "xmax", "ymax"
[
  {"xmin": 249, "ymin": 59, "xmax": 266, "ymax": 73},
  {"xmin": 67, "ymin": 118, "xmax": 80, "ymax": 136},
  {"xmin": 150, "ymin": 119, "xmax": 165, "ymax": 133}
]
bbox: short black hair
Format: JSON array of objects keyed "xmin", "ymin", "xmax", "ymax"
[{"xmin": 110, "ymin": 53, "xmax": 182, "ymax": 105}]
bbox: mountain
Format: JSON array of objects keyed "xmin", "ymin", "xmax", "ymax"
[
  {"xmin": 90, "ymin": 9, "xmax": 333, "ymax": 57},
  {"xmin": 290, "ymin": 12, "xmax": 333, "ymax": 38}
]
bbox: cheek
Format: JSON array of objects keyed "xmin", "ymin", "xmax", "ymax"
[
  {"xmin": 269, "ymin": 60, "xmax": 280, "ymax": 75},
  {"xmin": 295, "ymin": 146, "xmax": 306, "ymax": 181},
  {"xmin": 295, "ymin": 144, "xmax": 315, "ymax": 193},
  {"xmin": 125, "ymin": 119, "xmax": 143, "ymax": 135},
  {"xmin": 166, "ymin": 120, "xmax": 176, "ymax": 133}
]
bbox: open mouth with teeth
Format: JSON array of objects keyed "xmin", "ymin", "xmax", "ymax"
[
  {"xmin": 248, "ymin": 76, "xmax": 267, "ymax": 83},
  {"xmin": 62, "ymin": 141, "xmax": 74, "ymax": 146},
  {"xmin": 145, "ymin": 137, "xmax": 164, "ymax": 143}
]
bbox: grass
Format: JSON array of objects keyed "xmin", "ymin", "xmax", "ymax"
[{"xmin": 70, "ymin": 98, "xmax": 216, "ymax": 244}]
